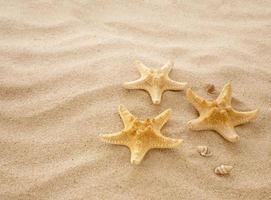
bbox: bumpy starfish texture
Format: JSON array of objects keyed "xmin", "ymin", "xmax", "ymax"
[
  {"xmin": 123, "ymin": 60, "xmax": 187, "ymax": 104},
  {"xmin": 100, "ymin": 105, "xmax": 183, "ymax": 164},
  {"xmin": 186, "ymin": 83, "xmax": 259, "ymax": 142}
]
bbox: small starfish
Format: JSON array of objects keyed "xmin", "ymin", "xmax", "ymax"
[
  {"xmin": 186, "ymin": 83, "xmax": 259, "ymax": 142},
  {"xmin": 100, "ymin": 105, "xmax": 183, "ymax": 164},
  {"xmin": 123, "ymin": 60, "xmax": 187, "ymax": 104}
]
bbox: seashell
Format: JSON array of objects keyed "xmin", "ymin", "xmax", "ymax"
[
  {"xmin": 205, "ymin": 83, "xmax": 216, "ymax": 94},
  {"xmin": 197, "ymin": 146, "xmax": 212, "ymax": 157},
  {"xmin": 214, "ymin": 164, "xmax": 233, "ymax": 175}
]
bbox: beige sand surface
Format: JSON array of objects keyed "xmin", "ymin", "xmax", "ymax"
[{"xmin": 0, "ymin": 1, "xmax": 271, "ymax": 199}]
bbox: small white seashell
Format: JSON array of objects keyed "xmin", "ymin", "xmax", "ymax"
[
  {"xmin": 214, "ymin": 164, "xmax": 233, "ymax": 175},
  {"xmin": 197, "ymin": 146, "xmax": 212, "ymax": 157}
]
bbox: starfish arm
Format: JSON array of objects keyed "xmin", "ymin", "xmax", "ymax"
[
  {"xmin": 118, "ymin": 105, "xmax": 136, "ymax": 129},
  {"xmin": 100, "ymin": 131, "xmax": 129, "ymax": 145},
  {"xmin": 161, "ymin": 60, "xmax": 173, "ymax": 75},
  {"xmin": 216, "ymin": 83, "xmax": 232, "ymax": 105},
  {"xmin": 187, "ymin": 117, "xmax": 211, "ymax": 131},
  {"xmin": 134, "ymin": 60, "xmax": 151, "ymax": 77},
  {"xmin": 215, "ymin": 125, "xmax": 239, "ymax": 142},
  {"xmin": 123, "ymin": 78, "xmax": 146, "ymax": 90},
  {"xmin": 186, "ymin": 88, "xmax": 210, "ymax": 113},
  {"xmin": 228, "ymin": 108, "xmax": 259, "ymax": 127},
  {"xmin": 154, "ymin": 109, "xmax": 172, "ymax": 129},
  {"xmin": 130, "ymin": 148, "xmax": 149, "ymax": 165},
  {"xmin": 165, "ymin": 79, "xmax": 187, "ymax": 91},
  {"xmin": 149, "ymin": 87, "xmax": 163, "ymax": 104},
  {"xmin": 151, "ymin": 133, "xmax": 183, "ymax": 149}
]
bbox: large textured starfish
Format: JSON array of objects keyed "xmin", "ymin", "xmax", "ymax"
[
  {"xmin": 186, "ymin": 83, "xmax": 259, "ymax": 142},
  {"xmin": 123, "ymin": 60, "xmax": 187, "ymax": 104},
  {"xmin": 100, "ymin": 105, "xmax": 183, "ymax": 164}
]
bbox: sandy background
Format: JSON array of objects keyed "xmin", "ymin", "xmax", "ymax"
[{"xmin": 0, "ymin": 0, "xmax": 271, "ymax": 199}]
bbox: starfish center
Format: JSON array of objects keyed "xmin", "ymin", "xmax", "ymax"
[
  {"xmin": 145, "ymin": 70, "xmax": 165, "ymax": 88},
  {"xmin": 212, "ymin": 101, "xmax": 231, "ymax": 111},
  {"xmin": 133, "ymin": 119, "xmax": 150, "ymax": 128}
]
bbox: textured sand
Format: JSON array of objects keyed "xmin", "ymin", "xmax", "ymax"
[{"xmin": 0, "ymin": 1, "xmax": 271, "ymax": 199}]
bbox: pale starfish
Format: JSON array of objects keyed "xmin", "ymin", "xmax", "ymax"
[
  {"xmin": 123, "ymin": 60, "xmax": 187, "ymax": 104},
  {"xmin": 186, "ymin": 83, "xmax": 259, "ymax": 142},
  {"xmin": 100, "ymin": 105, "xmax": 183, "ymax": 164}
]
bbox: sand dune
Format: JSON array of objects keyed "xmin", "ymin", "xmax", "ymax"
[{"xmin": 0, "ymin": 1, "xmax": 271, "ymax": 199}]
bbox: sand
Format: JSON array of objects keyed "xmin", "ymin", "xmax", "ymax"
[{"xmin": 0, "ymin": 1, "xmax": 271, "ymax": 199}]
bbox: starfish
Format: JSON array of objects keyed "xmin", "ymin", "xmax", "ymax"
[
  {"xmin": 100, "ymin": 105, "xmax": 183, "ymax": 164},
  {"xmin": 186, "ymin": 83, "xmax": 259, "ymax": 142},
  {"xmin": 123, "ymin": 60, "xmax": 187, "ymax": 104}
]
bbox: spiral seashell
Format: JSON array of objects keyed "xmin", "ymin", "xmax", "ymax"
[
  {"xmin": 206, "ymin": 83, "xmax": 216, "ymax": 94},
  {"xmin": 197, "ymin": 146, "xmax": 212, "ymax": 157},
  {"xmin": 214, "ymin": 165, "xmax": 233, "ymax": 175}
]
